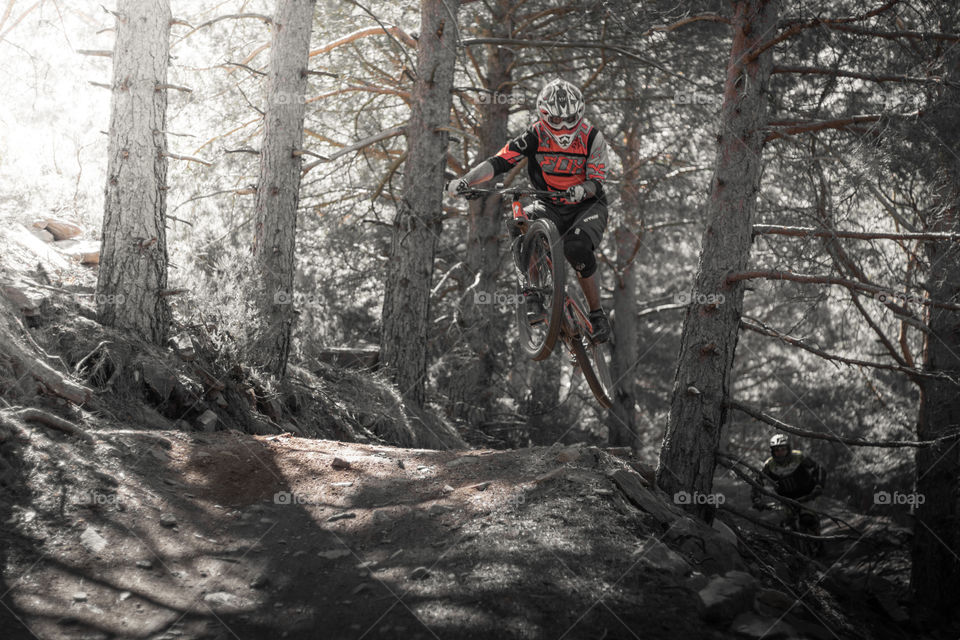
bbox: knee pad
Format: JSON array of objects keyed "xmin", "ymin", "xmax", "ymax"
[{"xmin": 564, "ymin": 233, "xmax": 596, "ymax": 277}]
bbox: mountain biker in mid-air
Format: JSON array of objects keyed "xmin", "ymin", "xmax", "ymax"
[
  {"xmin": 751, "ymin": 434, "xmax": 826, "ymax": 537},
  {"xmin": 446, "ymin": 78, "xmax": 612, "ymax": 343}
]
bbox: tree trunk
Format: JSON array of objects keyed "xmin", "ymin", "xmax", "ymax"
[
  {"xmin": 912, "ymin": 208, "xmax": 960, "ymax": 622},
  {"xmin": 525, "ymin": 350, "xmax": 562, "ymax": 446},
  {"xmin": 380, "ymin": 0, "xmax": 461, "ymax": 408},
  {"xmin": 910, "ymin": 38, "xmax": 960, "ymax": 623},
  {"xmin": 656, "ymin": 0, "xmax": 779, "ymax": 518},
  {"xmin": 97, "ymin": 0, "xmax": 172, "ymax": 344},
  {"xmin": 447, "ymin": 3, "xmax": 514, "ymax": 424},
  {"xmin": 251, "ymin": 0, "xmax": 316, "ymax": 378},
  {"xmin": 607, "ymin": 126, "xmax": 643, "ymax": 448}
]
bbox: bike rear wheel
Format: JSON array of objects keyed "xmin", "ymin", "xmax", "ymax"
[
  {"xmin": 516, "ymin": 219, "xmax": 565, "ymax": 361},
  {"xmin": 570, "ymin": 335, "xmax": 614, "ymax": 408},
  {"xmin": 561, "ymin": 279, "xmax": 614, "ymax": 409}
]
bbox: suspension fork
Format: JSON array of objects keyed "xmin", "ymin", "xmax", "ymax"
[{"xmin": 510, "ymin": 194, "xmax": 536, "ymax": 284}]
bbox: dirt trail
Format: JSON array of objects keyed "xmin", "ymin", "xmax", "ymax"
[
  {"xmin": 1, "ymin": 429, "xmax": 731, "ymax": 640},
  {"xmin": 3, "ymin": 428, "xmax": 893, "ymax": 640}
]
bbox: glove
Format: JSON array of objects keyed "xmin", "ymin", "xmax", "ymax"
[
  {"xmin": 445, "ymin": 178, "xmax": 469, "ymax": 198},
  {"xmin": 565, "ymin": 184, "xmax": 587, "ymax": 203}
]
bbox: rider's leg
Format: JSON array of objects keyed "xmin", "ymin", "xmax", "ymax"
[
  {"xmin": 564, "ymin": 202, "xmax": 608, "ymax": 307},
  {"xmin": 578, "ymin": 265, "xmax": 602, "ymax": 311},
  {"xmin": 563, "ymin": 231, "xmax": 598, "ymax": 303},
  {"xmin": 564, "ymin": 206, "xmax": 610, "ymax": 341}
]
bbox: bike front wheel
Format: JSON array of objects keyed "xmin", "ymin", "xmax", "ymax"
[{"xmin": 516, "ymin": 218, "xmax": 565, "ymax": 361}]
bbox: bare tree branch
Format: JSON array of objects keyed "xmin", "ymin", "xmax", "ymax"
[
  {"xmin": 741, "ymin": 317, "xmax": 951, "ymax": 381},
  {"xmin": 772, "ymin": 65, "xmax": 941, "ymax": 85},
  {"xmin": 172, "ymin": 13, "xmax": 272, "ymax": 45},
  {"xmin": 747, "ymin": 1, "xmax": 903, "ymax": 62},
  {"xmin": 164, "ymin": 153, "xmax": 213, "ymax": 167},
  {"xmin": 726, "ymin": 270, "xmax": 960, "ymax": 311},
  {"xmin": 301, "ymin": 126, "xmax": 406, "ymax": 174},
  {"xmin": 728, "ymin": 400, "xmax": 958, "ymax": 448},
  {"xmin": 753, "ymin": 225, "xmax": 960, "ymax": 241},
  {"xmin": 765, "ymin": 114, "xmax": 892, "ymax": 141}
]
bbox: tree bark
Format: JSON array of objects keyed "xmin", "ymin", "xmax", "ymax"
[
  {"xmin": 656, "ymin": 0, "xmax": 779, "ymax": 518},
  {"xmin": 251, "ymin": 0, "xmax": 316, "ymax": 378},
  {"xmin": 910, "ymin": 34, "xmax": 960, "ymax": 622},
  {"xmin": 912, "ymin": 208, "xmax": 960, "ymax": 621},
  {"xmin": 607, "ymin": 127, "xmax": 642, "ymax": 448},
  {"xmin": 525, "ymin": 349, "xmax": 562, "ymax": 445},
  {"xmin": 97, "ymin": 0, "xmax": 172, "ymax": 344},
  {"xmin": 380, "ymin": 0, "xmax": 461, "ymax": 408},
  {"xmin": 447, "ymin": 1, "xmax": 514, "ymax": 424}
]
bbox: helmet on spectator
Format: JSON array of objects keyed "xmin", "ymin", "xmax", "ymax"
[
  {"xmin": 536, "ymin": 79, "xmax": 584, "ymax": 149},
  {"xmin": 769, "ymin": 434, "xmax": 790, "ymax": 460}
]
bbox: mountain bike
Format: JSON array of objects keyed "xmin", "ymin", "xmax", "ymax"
[{"xmin": 462, "ymin": 186, "xmax": 614, "ymax": 409}]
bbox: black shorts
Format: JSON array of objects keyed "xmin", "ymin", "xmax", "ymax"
[{"xmin": 526, "ymin": 198, "xmax": 608, "ymax": 249}]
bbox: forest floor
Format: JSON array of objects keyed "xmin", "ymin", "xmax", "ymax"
[{"xmin": 0, "ymin": 426, "xmax": 920, "ymax": 640}]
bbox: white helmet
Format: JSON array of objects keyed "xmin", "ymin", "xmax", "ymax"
[
  {"xmin": 769, "ymin": 434, "xmax": 790, "ymax": 457},
  {"xmin": 536, "ymin": 79, "xmax": 584, "ymax": 148}
]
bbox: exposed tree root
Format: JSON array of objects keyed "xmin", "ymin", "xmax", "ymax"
[{"xmin": 5, "ymin": 408, "xmax": 93, "ymax": 442}]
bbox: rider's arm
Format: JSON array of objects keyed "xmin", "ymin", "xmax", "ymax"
[
  {"xmin": 448, "ymin": 128, "xmax": 537, "ymax": 197},
  {"xmin": 583, "ymin": 129, "xmax": 609, "ymax": 198},
  {"xmin": 461, "ymin": 160, "xmax": 495, "ymax": 186},
  {"xmin": 446, "ymin": 160, "xmax": 495, "ymax": 197},
  {"xmin": 488, "ymin": 126, "xmax": 538, "ymax": 175}
]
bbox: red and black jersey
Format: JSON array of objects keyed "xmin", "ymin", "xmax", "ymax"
[{"xmin": 488, "ymin": 119, "xmax": 609, "ymax": 211}]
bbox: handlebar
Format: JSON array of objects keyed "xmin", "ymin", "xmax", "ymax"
[
  {"xmin": 461, "ymin": 186, "xmax": 558, "ymax": 198},
  {"xmin": 457, "ymin": 185, "xmax": 566, "ymax": 203}
]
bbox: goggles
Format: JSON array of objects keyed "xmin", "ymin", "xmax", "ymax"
[{"xmin": 545, "ymin": 114, "xmax": 579, "ymax": 130}]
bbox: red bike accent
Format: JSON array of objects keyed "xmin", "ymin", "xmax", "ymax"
[{"xmin": 511, "ymin": 199, "xmax": 527, "ymax": 222}]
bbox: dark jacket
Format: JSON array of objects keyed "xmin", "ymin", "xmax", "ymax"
[{"xmin": 752, "ymin": 450, "xmax": 825, "ymax": 502}]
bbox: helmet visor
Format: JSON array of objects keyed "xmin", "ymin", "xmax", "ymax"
[{"xmin": 545, "ymin": 114, "xmax": 579, "ymax": 131}]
